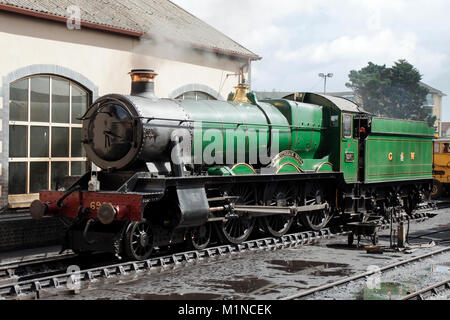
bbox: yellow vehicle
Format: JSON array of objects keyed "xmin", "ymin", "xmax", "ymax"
[{"xmin": 432, "ymin": 138, "xmax": 450, "ymax": 198}]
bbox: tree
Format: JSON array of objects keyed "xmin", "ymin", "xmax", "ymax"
[{"xmin": 346, "ymin": 60, "xmax": 433, "ymax": 123}]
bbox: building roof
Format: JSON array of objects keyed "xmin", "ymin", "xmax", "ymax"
[
  {"xmin": 255, "ymin": 90, "xmax": 359, "ymax": 103},
  {"xmin": 420, "ymin": 82, "xmax": 446, "ymax": 97},
  {"xmin": 0, "ymin": 0, "xmax": 260, "ymax": 60},
  {"xmin": 441, "ymin": 122, "xmax": 450, "ymax": 137}
]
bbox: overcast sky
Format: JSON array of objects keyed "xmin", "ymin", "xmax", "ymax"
[{"xmin": 172, "ymin": 0, "xmax": 450, "ymax": 121}]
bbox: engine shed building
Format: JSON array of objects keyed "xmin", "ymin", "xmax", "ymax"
[{"xmin": 0, "ymin": 0, "xmax": 261, "ymax": 212}]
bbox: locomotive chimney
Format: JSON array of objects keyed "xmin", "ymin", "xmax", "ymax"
[{"xmin": 129, "ymin": 69, "xmax": 158, "ymax": 99}]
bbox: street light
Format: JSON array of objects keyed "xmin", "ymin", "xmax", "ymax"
[{"xmin": 318, "ymin": 73, "xmax": 333, "ymax": 94}]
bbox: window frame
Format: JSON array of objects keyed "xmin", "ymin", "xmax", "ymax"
[
  {"xmin": 424, "ymin": 93, "xmax": 435, "ymax": 107},
  {"xmin": 176, "ymin": 91, "xmax": 216, "ymax": 101},
  {"xmin": 442, "ymin": 143, "xmax": 450, "ymax": 154},
  {"xmin": 8, "ymin": 75, "xmax": 89, "ymax": 194},
  {"xmin": 342, "ymin": 113, "xmax": 353, "ymax": 139}
]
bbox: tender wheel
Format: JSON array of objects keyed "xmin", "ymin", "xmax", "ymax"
[
  {"xmin": 403, "ymin": 195, "xmax": 414, "ymax": 216},
  {"xmin": 299, "ymin": 184, "xmax": 330, "ymax": 231},
  {"xmin": 220, "ymin": 184, "xmax": 256, "ymax": 244},
  {"xmin": 431, "ymin": 179, "xmax": 443, "ymax": 199},
  {"xmin": 190, "ymin": 223, "xmax": 211, "ymax": 250},
  {"xmin": 348, "ymin": 233, "xmax": 354, "ymax": 246},
  {"xmin": 124, "ymin": 220, "xmax": 153, "ymax": 261},
  {"xmin": 377, "ymin": 201, "xmax": 389, "ymax": 219},
  {"xmin": 371, "ymin": 234, "xmax": 379, "ymax": 246},
  {"xmin": 260, "ymin": 183, "xmax": 295, "ymax": 237}
]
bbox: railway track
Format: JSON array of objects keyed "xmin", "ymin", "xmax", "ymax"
[
  {"xmin": 0, "ymin": 253, "xmax": 76, "ymax": 286},
  {"xmin": 280, "ymin": 246, "xmax": 450, "ymax": 300},
  {"xmin": 0, "ymin": 227, "xmax": 346, "ymax": 299},
  {"xmin": 0, "ymin": 211, "xmax": 437, "ymax": 299},
  {"xmin": 401, "ymin": 278, "xmax": 450, "ymax": 300}
]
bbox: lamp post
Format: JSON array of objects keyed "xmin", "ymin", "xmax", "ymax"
[{"xmin": 318, "ymin": 73, "xmax": 333, "ymax": 94}]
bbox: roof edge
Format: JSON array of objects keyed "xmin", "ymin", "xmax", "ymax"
[
  {"xmin": 420, "ymin": 81, "xmax": 446, "ymax": 97},
  {"xmin": 167, "ymin": 0, "xmax": 260, "ymax": 61}
]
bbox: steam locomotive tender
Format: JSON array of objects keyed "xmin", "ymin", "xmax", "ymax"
[{"xmin": 30, "ymin": 70, "xmax": 434, "ymax": 260}]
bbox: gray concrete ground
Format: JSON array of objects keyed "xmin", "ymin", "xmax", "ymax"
[{"xmin": 28, "ymin": 208, "xmax": 448, "ymax": 300}]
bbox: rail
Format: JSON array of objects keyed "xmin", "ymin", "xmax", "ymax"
[{"xmin": 281, "ymin": 246, "xmax": 450, "ymax": 300}]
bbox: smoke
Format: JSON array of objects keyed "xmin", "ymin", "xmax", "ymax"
[{"xmin": 130, "ymin": 25, "xmax": 246, "ymax": 99}]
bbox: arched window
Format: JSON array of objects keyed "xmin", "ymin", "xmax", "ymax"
[
  {"xmin": 8, "ymin": 75, "xmax": 89, "ymax": 196},
  {"xmin": 176, "ymin": 91, "xmax": 216, "ymax": 101}
]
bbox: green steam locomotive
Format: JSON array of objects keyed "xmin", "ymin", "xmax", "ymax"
[{"xmin": 30, "ymin": 70, "xmax": 434, "ymax": 260}]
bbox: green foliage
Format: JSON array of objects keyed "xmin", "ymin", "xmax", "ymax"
[{"xmin": 346, "ymin": 60, "xmax": 432, "ymax": 123}]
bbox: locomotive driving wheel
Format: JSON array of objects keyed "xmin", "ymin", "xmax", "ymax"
[
  {"xmin": 261, "ymin": 183, "xmax": 296, "ymax": 237},
  {"xmin": 299, "ymin": 184, "xmax": 330, "ymax": 231},
  {"xmin": 124, "ymin": 220, "xmax": 153, "ymax": 261},
  {"xmin": 220, "ymin": 184, "xmax": 256, "ymax": 244},
  {"xmin": 190, "ymin": 223, "xmax": 212, "ymax": 250}
]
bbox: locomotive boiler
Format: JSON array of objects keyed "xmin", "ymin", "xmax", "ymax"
[
  {"xmin": 30, "ymin": 69, "xmax": 434, "ymax": 261},
  {"xmin": 82, "ymin": 70, "xmax": 321, "ymax": 172}
]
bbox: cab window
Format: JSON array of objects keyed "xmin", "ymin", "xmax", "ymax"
[
  {"xmin": 443, "ymin": 143, "xmax": 450, "ymax": 153},
  {"xmin": 342, "ymin": 114, "xmax": 352, "ymax": 138},
  {"xmin": 330, "ymin": 115, "xmax": 339, "ymax": 127}
]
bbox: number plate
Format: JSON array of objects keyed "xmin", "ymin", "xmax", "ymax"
[{"xmin": 345, "ymin": 152, "xmax": 355, "ymax": 163}]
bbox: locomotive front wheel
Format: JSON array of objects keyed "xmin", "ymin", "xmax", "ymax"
[
  {"xmin": 124, "ymin": 220, "xmax": 153, "ymax": 261},
  {"xmin": 261, "ymin": 183, "xmax": 296, "ymax": 237},
  {"xmin": 220, "ymin": 184, "xmax": 256, "ymax": 244},
  {"xmin": 190, "ymin": 223, "xmax": 212, "ymax": 250}
]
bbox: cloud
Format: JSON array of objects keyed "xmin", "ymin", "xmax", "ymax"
[
  {"xmin": 274, "ymin": 29, "xmax": 445, "ymax": 70},
  {"xmin": 172, "ymin": 0, "xmax": 449, "ymax": 118}
]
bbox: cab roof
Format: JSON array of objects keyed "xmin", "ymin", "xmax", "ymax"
[{"xmin": 297, "ymin": 93, "xmax": 366, "ymax": 114}]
